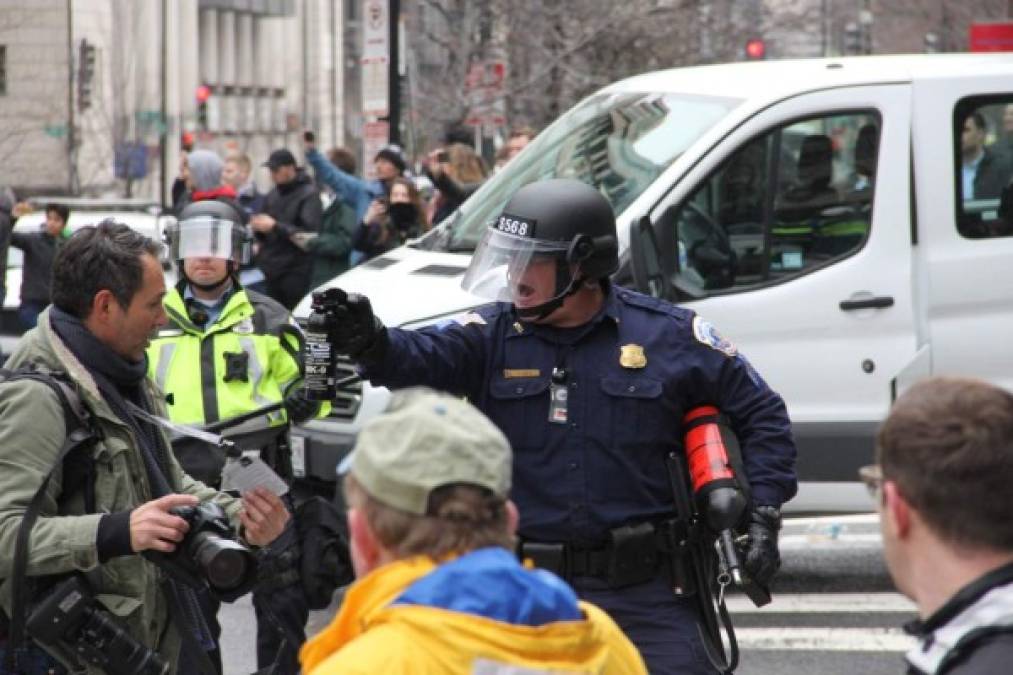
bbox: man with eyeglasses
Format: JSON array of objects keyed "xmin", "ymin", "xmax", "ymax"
[{"xmin": 861, "ymin": 377, "xmax": 1013, "ymax": 675}]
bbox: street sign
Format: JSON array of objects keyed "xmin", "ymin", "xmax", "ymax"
[
  {"xmin": 115, "ymin": 142, "xmax": 148, "ymax": 180},
  {"xmin": 969, "ymin": 22, "xmax": 1013, "ymax": 52},
  {"xmin": 361, "ymin": 0, "xmax": 389, "ymax": 117},
  {"xmin": 135, "ymin": 110, "xmax": 167, "ymax": 135},
  {"xmin": 464, "ymin": 59, "xmax": 507, "ymax": 128},
  {"xmin": 363, "ymin": 121, "xmax": 389, "ymax": 180}
]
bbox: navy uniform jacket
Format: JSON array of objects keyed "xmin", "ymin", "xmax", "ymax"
[{"xmin": 362, "ymin": 286, "xmax": 797, "ymax": 547}]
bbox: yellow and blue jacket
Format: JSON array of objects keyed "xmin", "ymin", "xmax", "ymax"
[{"xmin": 300, "ymin": 547, "xmax": 647, "ymax": 674}]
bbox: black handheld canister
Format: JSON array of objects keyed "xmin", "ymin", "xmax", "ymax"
[{"xmin": 303, "ymin": 288, "xmax": 347, "ymax": 401}]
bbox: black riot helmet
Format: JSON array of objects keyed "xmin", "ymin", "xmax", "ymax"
[
  {"xmin": 166, "ymin": 199, "xmax": 251, "ymax": 291},
  {"xmin": 461, "ymin": 179, "xmax": 619, "ymax": 320}
]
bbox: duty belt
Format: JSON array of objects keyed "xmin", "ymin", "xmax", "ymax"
[{"xmin": 518, "ymin": 519, "xmax": 685, "ymax": 589}]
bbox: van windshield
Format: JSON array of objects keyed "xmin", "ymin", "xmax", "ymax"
[{"xmin": 438, "ymin": 91, "xmax": 741, "ymax": 252}]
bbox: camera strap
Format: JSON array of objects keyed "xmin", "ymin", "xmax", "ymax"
[
  {"xmin": 251, "ymin": 594, "xmax": 306, "ymax": 675},
  {"xmin": 4, "ymin": 371, "xmax": 97, "ymax": 674},
  {"xmin": 125, "ymin": 399, "xmax": 241, "ymax": 457},
  {"xmin": 161, "ymin": 580, "xmax": 220, "ymax": 675}
]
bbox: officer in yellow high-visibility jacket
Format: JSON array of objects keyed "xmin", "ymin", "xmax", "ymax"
[{"xmin": 148, "ymin": 197, "xmax": 324, "ymax": 674}]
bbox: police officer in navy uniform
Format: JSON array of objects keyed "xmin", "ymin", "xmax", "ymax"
[{"xmin": 323, "ymin": 178, "xmax": 797, "ymax": 674}]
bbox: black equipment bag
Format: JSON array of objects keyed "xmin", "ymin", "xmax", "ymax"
[
  {"xmin": 295, "ymin": 497, "xmax": 353, "ymax": 610},
  {"xmin": 0, "ymin": 367, "xmax": 99, "ymax": 673}
]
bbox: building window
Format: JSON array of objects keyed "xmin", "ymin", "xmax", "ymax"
[{"xmin": 0, "ymin": 46, "xmax": 7, "ymax": 96}]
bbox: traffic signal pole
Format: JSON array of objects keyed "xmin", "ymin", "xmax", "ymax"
[
  {"xmin": 388, "ymin": 0, "xmax": 400, "ymax": 146},
  {"xmin": 66, "ymin": 0, "xmax": 78, "ymax": 193}
]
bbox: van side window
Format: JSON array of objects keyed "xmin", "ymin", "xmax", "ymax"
[
  {"xmin": 954, "ymin": 99, "xmax": 1013, "ymax": 239},
  {"xmin": 663, "ymin": 111, "xmax": 879, "ymax": 294}
]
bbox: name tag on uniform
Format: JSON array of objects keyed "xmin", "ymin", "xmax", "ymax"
[{"xmin": 504, "ymin": 369, "xmax": 540, "ymax": 379}]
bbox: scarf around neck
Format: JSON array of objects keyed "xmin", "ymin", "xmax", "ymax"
[{"xmin": 48, "ymin": 306, "xmax": 173, "ymax": 496}]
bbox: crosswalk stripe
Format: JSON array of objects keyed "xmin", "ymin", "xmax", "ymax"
[
  {"xmin": 780, "ymin": 533, "xmax": 883, "ymax": 549},
  {"xmin": 784, "ymin": 513, "xmax": 879, "ymax": 527},
  {"xmin": 726, "ymin": 592, "xmax": 914, "ymax": 614},
  {"xmin": 732, "ymin": 626, "xmax": 915, "ymax": 652}
]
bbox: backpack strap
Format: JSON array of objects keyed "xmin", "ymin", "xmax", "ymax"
[{"xmin": 1, "ymin": 367, "xmax": 99, "ymax": 672}]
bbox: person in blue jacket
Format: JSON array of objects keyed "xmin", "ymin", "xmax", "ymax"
[
  {"xmin": 319, "ymin": 178, "xmax": 798, "ymax": 674},
  {"xmin": 302, "ymin": 132, "xmax": 406, "ymax": 265}
]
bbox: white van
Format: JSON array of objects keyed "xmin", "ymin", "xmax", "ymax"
[{"xmin": 292, "ymin": 54, "xmax": 1013, "ymax": 513}]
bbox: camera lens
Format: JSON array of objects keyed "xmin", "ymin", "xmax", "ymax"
[
  {"xmin": 83, "ymin": 607, "xmax": 170, "ymax": 675},
  {"xmin": 192, "ymin": 533, "xmax": 254, "ymax": 591}
]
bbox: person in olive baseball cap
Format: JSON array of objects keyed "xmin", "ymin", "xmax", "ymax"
[
  {"xmin": 339, "ymin": 386, "xmax": 512, "ymax": 516},
  {"xmin": 301, "ymin": 387, "xmax": 647, "ymax": 675}
]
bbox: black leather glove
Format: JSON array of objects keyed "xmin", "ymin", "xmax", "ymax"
[
  {"xmin": 284, "ymin": 386, "xmax": 321, "ymax": 424},
  {"xmin": 742, "ymin": 505, "xmax": 782, "ymax": 587},
  {"xmin": 331, "ymin": 293, "xmax": 388, "ymax": 362}
]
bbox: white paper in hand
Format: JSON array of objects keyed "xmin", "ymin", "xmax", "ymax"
[{"xmin": 221, "ymin": 454, "xmax": 289, "ymax": 496}]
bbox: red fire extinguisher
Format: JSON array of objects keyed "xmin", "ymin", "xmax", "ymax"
[{"xmin": 683, "ymin": 405, "xmax": 767, "ymax": 601}]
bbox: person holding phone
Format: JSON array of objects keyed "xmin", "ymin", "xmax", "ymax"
[
  {"xmin": 302, "ymin": 130, "xmax": 408, "ymax": 267},
  {"xmin": 352, "ymin": 177, "xmax": 428, "ymax": 261},
  {"xmin": 302, "ymin": 130, "xmax": 405, "ymax": 224},
  {"xmin": 425, "ymin": 143, "xmax": 488, "ymax": 225}
]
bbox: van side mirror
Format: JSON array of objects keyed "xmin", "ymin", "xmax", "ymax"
[{"xmin": 628, "ymin": 215, "xmax": 674, "ymax": 300}]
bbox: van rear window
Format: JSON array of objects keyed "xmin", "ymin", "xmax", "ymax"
[{"xmin": 954, "ymin": 97, "xmax": 1013, "ymax": 240}]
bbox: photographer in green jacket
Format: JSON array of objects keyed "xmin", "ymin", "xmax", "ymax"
[{"xmin": 0, "ymin": 221, "xmax": 290, "ymax": 674}]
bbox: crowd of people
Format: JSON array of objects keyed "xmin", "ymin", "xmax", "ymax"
[
  {"xmin": 0, "ymin": 126, "xmax": 535, "ymax": 326},
  {"xmin": 165, "ymin": 125, "xmax": 536, "ymax": 312}
]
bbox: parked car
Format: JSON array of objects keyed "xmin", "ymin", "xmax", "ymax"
[
  {"xmin": 291, "ymin": 54, "xmax": 1013, "ymax": 513},
  {"xmin": 2, "ymin": 198, "xmax": 177, "ymax": 339}
]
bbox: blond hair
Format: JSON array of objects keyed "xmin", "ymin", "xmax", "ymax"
[{"xmin": 344, "ymin": 474, "xmax": 513, "ymax": 559}]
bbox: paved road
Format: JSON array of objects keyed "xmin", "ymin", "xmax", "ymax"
[
  {"xmin": 733, "ymin": 513, "xmax": 915, "ymax": 674},
  {"xmin": 221, "ymin": 513, "xmax": 912, "ymax": 675}
]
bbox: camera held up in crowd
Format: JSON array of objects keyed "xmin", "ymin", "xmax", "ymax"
[
  {"xmin": 147, "ymin": 501, "xmax": 258, "ymax": 602},
  {"xmin": 27, "ymin": 575, "xmax": 169, "ymax": 675}
]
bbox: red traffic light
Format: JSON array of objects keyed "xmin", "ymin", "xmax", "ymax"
[
  {"xmin": 745, "ymin": 39, "xmax": 766, "ymax": 60},
  {"xmin": 196, "ymin": 84, "xmax": 211, "ymax": 103}
]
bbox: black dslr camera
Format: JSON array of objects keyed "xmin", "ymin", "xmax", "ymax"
[
  {"xmin": 27, "ymin": 575, "xmax": 169, "ymax": 675},
  {"xmin": 149, "ymin": 501, "xmax": 258, "ymax": 602},
  {"xmin": 303, "ymin": 288, "xmax": 347, "ymax": 401}
]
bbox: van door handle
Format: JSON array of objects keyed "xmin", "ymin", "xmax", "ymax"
[{"xmin": 839, "ymin": 296, "xmax": 894, "ymax": 311}]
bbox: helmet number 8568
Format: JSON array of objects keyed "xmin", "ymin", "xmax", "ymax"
[{"xmin": 498, "ymin": 217, "xmax": 529, "ymax": 236}]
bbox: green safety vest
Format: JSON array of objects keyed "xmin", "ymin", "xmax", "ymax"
[{"xmin": 147, "ymin": 284, "xmax": 305, "ymax": 427}]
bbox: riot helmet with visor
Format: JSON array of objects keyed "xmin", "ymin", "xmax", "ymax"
[
  {"xmin": 168, "ymin": 200, "xmax": 250, "ymax": 265},
  {"xmin": 461, "ymin": 179, "xmax": 618, "ymax": 320}
]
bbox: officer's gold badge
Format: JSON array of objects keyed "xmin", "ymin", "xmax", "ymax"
[{"xmin": 619, "ymin": 344, "xmax": 647, "ymax": 369}]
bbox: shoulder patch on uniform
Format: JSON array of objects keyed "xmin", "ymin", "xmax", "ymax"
[{"xmin": 692, "ymin": 316, "xmax": 737, "ymax": 357}]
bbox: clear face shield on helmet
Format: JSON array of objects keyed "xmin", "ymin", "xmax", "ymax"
[
  {"xmin": 168, "ymin": 215, "xmax": 251, "ymax": 264},
  {"xmin": 461, "ymin": 226, "xmax": 573, "ymax": 305}
]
